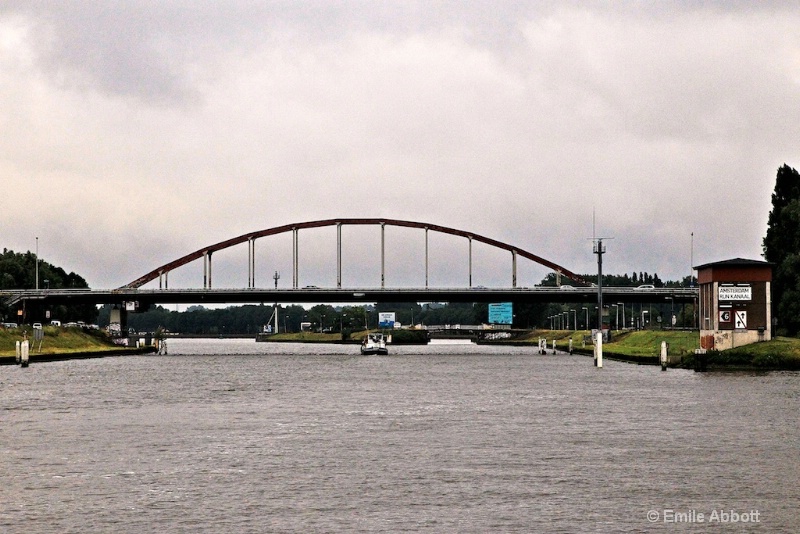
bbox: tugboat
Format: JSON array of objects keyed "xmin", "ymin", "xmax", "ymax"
[{"xmin": 360, "ymin": 332, "xmax": 388, "ymax": 355}]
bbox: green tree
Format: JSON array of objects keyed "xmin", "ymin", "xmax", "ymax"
[
  {"xmin": 0, "ymin": 248, "xmax": 95, "ymax": 323},
  {"xmin": 762, "ymin": 164, "xmax": 800, "ymax": 335}
]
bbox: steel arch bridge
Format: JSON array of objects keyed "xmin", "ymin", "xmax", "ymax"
[{"xmin": 123, "ymin": 218, "xmax": 589, "ymax": 290}]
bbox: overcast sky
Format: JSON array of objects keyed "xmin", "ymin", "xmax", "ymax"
[{"xmin": 2, "ymin": 1, "xmax": 799, "ymax": 291}]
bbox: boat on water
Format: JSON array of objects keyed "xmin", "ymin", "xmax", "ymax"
[{"xmin": 361, "ymin": 332, "xmax": 388, "ymax": 355}]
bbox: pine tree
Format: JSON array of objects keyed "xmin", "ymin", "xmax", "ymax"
[{"xmin": 763, "ymin": 164, "xmax": 800, "ymax": 335}]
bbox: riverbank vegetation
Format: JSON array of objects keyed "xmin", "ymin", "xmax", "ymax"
[
  {"xmin": 0, "ymin": 249, "xmax": 96, "ymax": 324},
  {"xmin": 0, "ymin": 325, "xmax": 121, "ymax": 360}
]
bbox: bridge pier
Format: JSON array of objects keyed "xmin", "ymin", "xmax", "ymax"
[{"xmin": 110, "ymin": 306, "xmax": 128, "ymax": 335}]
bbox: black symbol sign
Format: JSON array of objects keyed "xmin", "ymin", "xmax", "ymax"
[
  {"xmin": 735, "ymin": 311, "xmax": 747, "ymax": 329},
  {"xmin": 719, "ymin": 310, "xmax": 731, "ymax": 323}
]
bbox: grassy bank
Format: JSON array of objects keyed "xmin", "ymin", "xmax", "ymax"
[
  {"xmin": 0, "ymin": 326, "xmax": 124, "ymax": 361},
  {"xmin": 499, "ymin": 329, "xmax": 800, "ymax": 370},
  {"xmin": 683, "ymin": 336, "xmax": 800, "ymax": 370},
  {"xmin": 489, "ymin": 329, "xmax": 697, "ymax": 356}
]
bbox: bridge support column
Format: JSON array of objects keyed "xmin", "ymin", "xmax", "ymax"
[
  {"xmin": 468, "ymin": 236, "xmax": 473, "ymax": 288},
  {"xmin": 512, "ymin": 250, "xmax": 517, "ymax": 288},
  {"xmin": 110, "ymin": 306, "xmax": 128, "ymax": 337},
  {"xmin": 425, "ymin": 227, "xmax": 429, "ymax": 289},
  {"xmin": 203, "ymin": 251, "xmax": 213, "ymax": 289},
  {"xmin": 292, "ymin": 228, "xmax": 298, "ymax": 288},
  {"xmin": 248, "ymin": 237, "xmax": 256, "ymax": 288},
  {"xmin": 337, "ymin": 223, "xmax": 342, "ymax": 289}
]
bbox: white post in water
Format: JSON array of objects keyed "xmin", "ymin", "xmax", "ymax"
[
  {"xmin": 595, "ymin": 331, "xmax": 603, "ymax": 368},
  {"xmin": 660, "ymin": 341, "xmax": 668, "ymax": 371},
  {"xmin": 15, "ymin": 340, "xmax": 21, "ymax": 363},
  {"xmin": 21, "ymin": 340, "xmax": 29, "ymax": 367}
]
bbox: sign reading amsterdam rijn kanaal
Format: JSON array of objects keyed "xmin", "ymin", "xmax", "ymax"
[{"xmin": 718, "ymin": 285, "xmax": 752, "ymax": 301}]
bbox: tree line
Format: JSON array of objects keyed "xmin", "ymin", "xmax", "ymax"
[{"xmin": 0, "ymin": 248, "xmax": 96, "ymax": 324}]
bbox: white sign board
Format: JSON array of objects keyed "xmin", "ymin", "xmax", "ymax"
[
  {"xmin": 718, "ymin": 286, "xmax": 752, "ymax": 301},
  {"xmin": 735, "ymin": 310, "xmax": 747, "ymax": 329},
  {"xmin": 378, "ymin": 312, "xmax": 396, "ymax": 328}
]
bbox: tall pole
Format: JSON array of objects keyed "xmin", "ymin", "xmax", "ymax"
[
  {"xmin": 689, "ymin": 232, "xmax": 697, "ymax": 328},
  {"xmin": 594, "ymin": 238, "xmax": 605, "ymax": 331},
  {"xmin": 35, "ymin": 237, "xmax": 39, "ymax": 290},
  {"xmin": 690, "ymin": 232, "xmax": 694, "ymax": 287}
]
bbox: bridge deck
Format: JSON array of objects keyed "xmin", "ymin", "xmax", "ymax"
[{"xmin": 3, "ymin": 287, "xmax": 698, "ymax": 307}]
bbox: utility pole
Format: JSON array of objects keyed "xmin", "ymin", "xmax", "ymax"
[
  {"xmin": 273, "ymin": 271, "xmax": 280, "ymax": 332},
  {"xmin": 594, "ymin": 238, "xmax": 605, "ymax": 331}
]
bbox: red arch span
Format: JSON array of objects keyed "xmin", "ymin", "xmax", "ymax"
[{"xmin": 122, "ymin": 218, "xmax": 588, "ymax": 288}]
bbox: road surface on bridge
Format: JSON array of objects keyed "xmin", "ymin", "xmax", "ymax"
[{"xmin": 3, "ymin": 286, "xmax": 698, "ymax": 307}]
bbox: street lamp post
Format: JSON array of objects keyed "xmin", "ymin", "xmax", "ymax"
[{"xmin": 35, "ymin": 236, "xmax": 39, "ymax": 290}]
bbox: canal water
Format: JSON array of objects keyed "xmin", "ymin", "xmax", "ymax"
[{"xmin": 2, "ymin": 339, "xmax": 798, "ymax": 533}]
